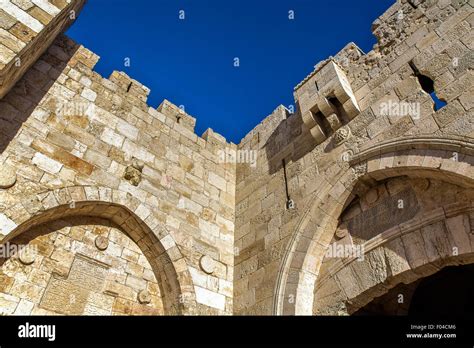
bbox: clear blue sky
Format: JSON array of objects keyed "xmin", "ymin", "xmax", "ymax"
[{"xmin": 67, "ymin": 0, "xmax": 394, "ymax": 144}]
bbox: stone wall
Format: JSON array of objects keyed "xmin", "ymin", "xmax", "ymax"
[
  {"xmin": 0, "ymin": 0, "xmax": 472, "ymax": 316},
  {"xmin": 0, "ymin": 0, "xmax": 236, "ymax": 315},
  {"xmin": 234, "ymin": 0, "xmax": 473, "ymax": 315}
]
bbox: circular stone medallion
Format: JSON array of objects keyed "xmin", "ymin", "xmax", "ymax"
[
  {"xmin": 138, "ymin": 289, "xmax": 151, "ymax": 304},
  {"xmin": 0, "ymin": 165, "xmax": 17, "ymax": 189},
  {"xmin": 199, "ymin": 255, "xmax": 216, "ymax": 274}
]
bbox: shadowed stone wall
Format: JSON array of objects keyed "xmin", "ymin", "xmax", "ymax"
[{"xmin": 0, "ymin": 0, "xmax": 472, "ymax": 316}]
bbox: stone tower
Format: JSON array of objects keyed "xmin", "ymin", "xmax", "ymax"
[{"xmin": 0, "ymin": 0, "xmax": 472, "ymax": 316}]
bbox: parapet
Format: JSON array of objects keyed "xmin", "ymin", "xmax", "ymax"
[
  {"xmin": 281, "ymin": 0, "xmax": 473, "ymax": 148},
  {"xmin": 0, "ymin": 1, "xmax": 234, "ymax": 147}
]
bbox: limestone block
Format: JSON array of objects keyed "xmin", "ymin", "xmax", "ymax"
[
  {"xmin": 401, "ymin": 230, "xmax": 429, "ymax": 269},
  {"xmin": 32, "ymin": 152, "xmax": 62, "ymax": 174},
  {"xmin": 81, "ymin": 87, "xmax": 97, "ymax": 102},
  {"xmin": 0, "ymin": 293, "xmax": 19, "ymax": 315},
  {"xmin": 313, "ymin": 277, "xmax": 347, "ymax": 315},
  {"xmin": 208, "ymin": 172, "xmax": 226, "ymax": 191},
  {"xmin": 334, "ymin": 264, "xmax": 363, "ymax": 300},
  {"xmin": 2, "ymin": 2, "xmax": 44, "ymax": 33},
  {"xmin": 101, "ymin": 128, "xmax": 124, "ymax": 148},
  {"xmin": 194, "ymin": 286, "xmax": 226, "ymax": 311},
  {"xmin": 13, "ymin": 298, "xmax": 35, "ymax": 315},
  {"xmin": 0, "ymin": 9, "xmax": 17, "ymax": 30},
  {"xmin": 382, "ymin": 238, "xmax": 411, "ymax": 279},
  {"xmin": 302, "ymin": 110, "xmax": 317, "ymax": 129},
  {"xmin": 351, "ymin": 248, "xmax": 388, "ymax": 294},
  {"xmin": 420, "ymin": 221, "xmax": 451, "ymax": 262}
]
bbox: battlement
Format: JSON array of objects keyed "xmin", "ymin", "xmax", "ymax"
[
  {"xmin": 233, "ymin": 0, "xmax": 472, "ymax": 316},
  {"xmin": 108, "ymin": 70, "xmax": 151, "ymax": 103},
  {"xmin": 0, "ymin": 1, "xmax": 238, "ymax": 315},
  {"xmin": 240, "ymin": 0, "xmax": 472, "ymax": 148},
  {"xmin": 294, "ymin": 42, "xmax": 365, "ymax": 92},
  {"xmin": 157, "ymin": 99, "xmax": 197, "ymax": 133}
]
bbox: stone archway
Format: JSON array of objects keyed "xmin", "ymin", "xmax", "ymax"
[
  {"xmin": 273, "ymin": 135, "xmax": 474, "ymax": 315},
  {"xmin": 353, "ymin": 263, "xmax": 474, "ymax": 316},
  {"xmin": 0, "ymin": 215, "xmax": 166, "ymax": 315},
  {"xmin": 0, "ymin": 186, "xmax": 197, "ymax": 315}
]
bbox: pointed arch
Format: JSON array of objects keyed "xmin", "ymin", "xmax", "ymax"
[{"xmin": 0, "ymin": 185, "xmax": 197, "ymax": 315}]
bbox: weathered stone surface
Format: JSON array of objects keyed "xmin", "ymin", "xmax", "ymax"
[
  {"xmin": 137, "ymin": 289, "xmax": 151, "ymax": 304},
  {"xmin": 0, "ymin": 0, "xmax": 472, "ymax": 318},
  {"xmin": 1, "ymin": 217, "xmax": 165, "ymax": 315},
  {"xmin": 347, "ymin": 188, "xmax": 419, "ymax": 241},
  {"xmin": 95, "ymin": 235, "xmax": 109, "ymax": 251},
  {"xmin": 123, "ymin": 166, "xmax": 141, "ymax": 186}
]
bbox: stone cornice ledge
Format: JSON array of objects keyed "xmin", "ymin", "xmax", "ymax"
[{"xmin": 350, "ymin": 135, "xmax": 474, "ymax": 165}]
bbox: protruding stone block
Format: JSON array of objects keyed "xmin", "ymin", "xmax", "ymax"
[
  {"xmin": 95, "ymin": 235, "xmax": 109, "ymax": 251},
  {"xmin": 296, "ymin": 60, "xmax": 361, "ymax": 144}
]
